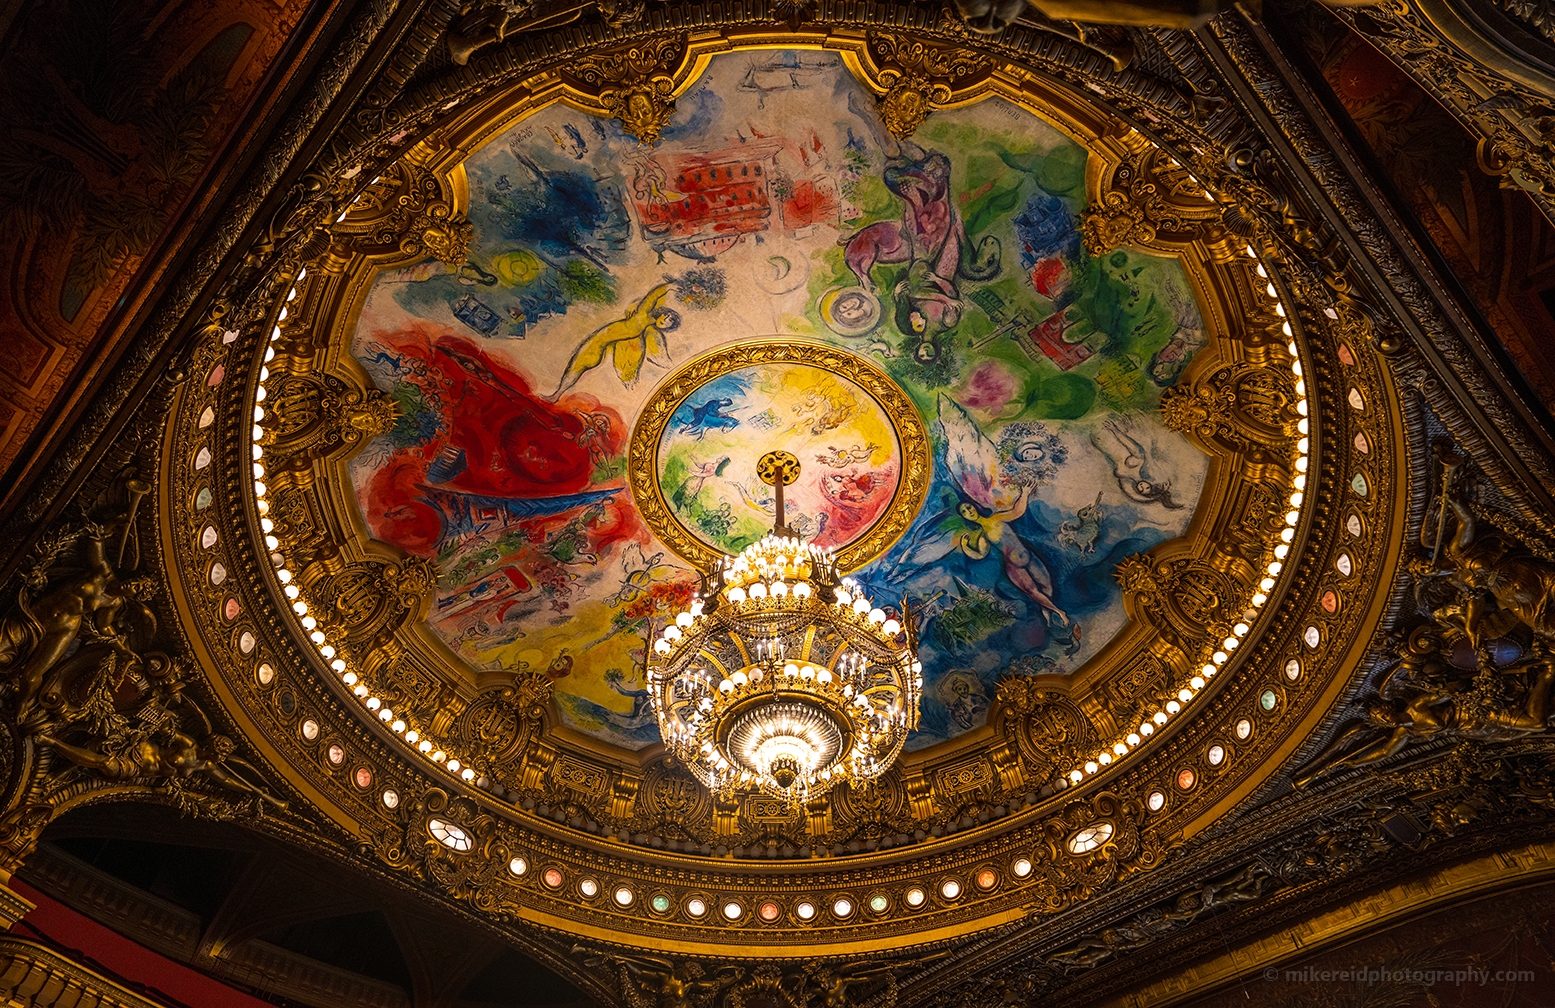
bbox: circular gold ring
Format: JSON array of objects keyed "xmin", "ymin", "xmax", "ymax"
[{"xmin": 628, "ymin": 337, "xmax": 930, "ymax": 572}]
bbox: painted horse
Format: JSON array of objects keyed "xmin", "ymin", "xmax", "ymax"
[{"xmin": 842, "ymin": 147, "xmax": 1001, "ymax": 339}]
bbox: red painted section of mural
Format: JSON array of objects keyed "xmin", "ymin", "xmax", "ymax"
[
  {"xmin": 630, "ymin": 142, "xmax": 782, "ymax": 244},
  {"xmin": 1022, "ymin": 313, "xmax": 1093, "ymax": 370},
  {"xmin": 8, "ymin": 880, "xmax": 273, "ymax": 1008},
  {"xmin": 357, "ymin": 325, "xmax": 637, "ymax": 553}
]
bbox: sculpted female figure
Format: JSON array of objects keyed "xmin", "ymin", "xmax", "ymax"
[{"xmin": 0, "ymin": 523, "xmax": 154, "ymax": 723}]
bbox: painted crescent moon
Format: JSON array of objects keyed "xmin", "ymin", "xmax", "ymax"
[{"xmin": 752, "ymin": 246, "xmax": 809, "ymax": 294}]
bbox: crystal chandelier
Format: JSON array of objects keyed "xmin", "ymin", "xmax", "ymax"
[{"xmin": 648, "ymin": 451, "xmax": 921, "ymax": 797}]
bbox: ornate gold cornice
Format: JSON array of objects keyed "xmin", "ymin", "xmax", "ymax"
[
  {"xmin": 864, "ymin": 34, "xmax": 996, "ymax": 138},
  {"xmin": 1211, "ymin": 14, "xmax": 1555, "ymax": 535},
  {"xmin": 562, "ymin": 35, "xmax": 689, "ymax": 145}
]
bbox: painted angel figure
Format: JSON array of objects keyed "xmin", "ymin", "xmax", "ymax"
[
  {"xmin": 547, "ymin": 283, "xmax": 680, "ymax": 400},
  {"xmin": 893, "ymin": 396, "xmax": 1073, "ymax": 638},
  {"xmin": 1090, "ymin": 416, "xmax": 1182, "ymax": 510}
]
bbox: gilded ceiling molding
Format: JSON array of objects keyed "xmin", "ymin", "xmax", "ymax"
[
  {"xmin": 1208, "ymin": 15, "xmax": 1555, "ymax": 539},
  {"xmin": 1, "ymin": 0, "xmax": 417, "ymax": 540},
  {"xmin": 1315, "ymin": 0, "xmax": 1555, "ymax": 213},
  {"xmin": 561, "ymin": 35, "xmax": 689, "ymax": 145},
  {"xmin": 864, "ymin": 34, "xmax": 996, "ymax": 138}
]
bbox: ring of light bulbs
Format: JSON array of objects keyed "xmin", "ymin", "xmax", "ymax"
[
  {"xmin": 647, "ymin": 533, "xmax": 922, "ymax": 796},
  {"xmin": 251, "ymin": 237, "xmax": 1308, "ymax": 839},
  {"xmin": 1056, "ymin": 240, "xmax": 1310, "ymax": 787},
  {"xmin": 253, "ymin": 273, "xmax": 480, "ymax": 786}
]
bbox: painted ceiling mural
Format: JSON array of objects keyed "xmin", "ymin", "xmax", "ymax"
[{"xmin": 347, "ymin": 51, "xmax": 1210, "ymax": 750}]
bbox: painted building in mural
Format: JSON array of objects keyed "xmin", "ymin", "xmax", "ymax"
[{"xmin": 347, "ymin": 51, "xmax": 1210, "ymax": 750}]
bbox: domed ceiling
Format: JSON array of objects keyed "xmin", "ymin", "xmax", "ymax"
[
  {"xmin": 343, "ymin": 52, "xmax": 1209, "ymax": 752},
  {"xmin": 164, "ymin": 23, "xmax": 1402, "ymax": 965},
  {"xmin": 12, "ymin": 0, "xmax": 1555, "ymax": 997}
]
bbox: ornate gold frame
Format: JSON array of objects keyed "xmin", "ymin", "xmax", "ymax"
[
  {"xmin": 154, "ymin": 25, "xmax": 1405, "ymax": 957},
  {"xmin": 627, "ymin": 338, "xmax": 932, "ymax": 572}
]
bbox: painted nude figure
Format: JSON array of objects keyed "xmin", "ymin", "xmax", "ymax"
[{"xmin": 549, "ymin": 283, "xmax": 680, "ymax": 399}]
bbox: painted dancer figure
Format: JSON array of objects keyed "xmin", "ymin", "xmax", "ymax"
[{"xmin": 890, "ymin": 397, "xmax": 1076, "ymax": 649}]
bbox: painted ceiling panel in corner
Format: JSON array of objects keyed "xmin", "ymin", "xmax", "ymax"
[
  {"xmin": 1281, "ymin": 0, "xmax": 1555, "ymax": 417},
  {"xmin": 346, "ymin": 51, "xmax": 1209, "ymax": 750}
]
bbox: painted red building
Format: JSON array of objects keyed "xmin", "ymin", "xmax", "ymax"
[
  {"xmin": 630, "ymin": 141, "xmax": 784, "ymax": 257},
  {"xmin": 1019, "ymin": 311, "xmax": 1095, "ymax": 370}
]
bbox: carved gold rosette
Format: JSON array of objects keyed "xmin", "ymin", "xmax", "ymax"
[{"xmin": 160, "ymin": 27, "xmax": 1404, "ymax": 958}]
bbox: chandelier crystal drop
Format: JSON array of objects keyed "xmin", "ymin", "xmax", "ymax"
[{"xmin": 647, "ymin": 451, "xmax": 921, "ymax": 797}]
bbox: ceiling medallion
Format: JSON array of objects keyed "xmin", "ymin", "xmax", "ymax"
[
  {"xmin": 649, "ymin": 450, "xmax": 922, "ymax": 796},
  {"xmin": 627, "ymin": 339, "xmax": 930, "ymax": 576}
]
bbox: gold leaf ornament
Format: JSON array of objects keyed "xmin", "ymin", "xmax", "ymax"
[{"xmin": 567, "ymin": 37, "xmax": 686, "ymax": 147}]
